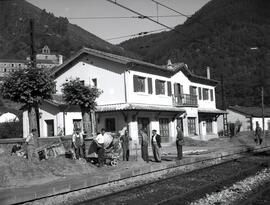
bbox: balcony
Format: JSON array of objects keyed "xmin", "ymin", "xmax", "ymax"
[{"xmin": 172, "ymin": 94, "xmax": 198, "ymax": 107}]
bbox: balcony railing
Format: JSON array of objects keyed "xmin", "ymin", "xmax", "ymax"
[{"xmin": 172, "ymin": 94, "xmax": 198, "ymax": 107}]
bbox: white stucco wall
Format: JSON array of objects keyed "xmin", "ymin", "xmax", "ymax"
[
  {"xmin": 252, "ymin": 117, "xmax": 270, "ymax": 131},
  {"xmin": 55, "ymin": 57, "xmax": 126, "ymax": 105},
  {"xmin": 126, "ymin": 69, "xmax": 216, "ymax": 109}
]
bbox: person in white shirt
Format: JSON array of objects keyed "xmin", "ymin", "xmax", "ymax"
[{"xmin": 94, "ymin": 128, "xmax": 108, "ymax": 167}]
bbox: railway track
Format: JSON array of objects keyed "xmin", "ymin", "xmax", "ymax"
[
  {"xmin": 77, "ymin": 148, "xmax": 270, "ymax": 205},
  {"xmin": 19, "ymin": 146, "xmax": 270, "ymax": 205}
]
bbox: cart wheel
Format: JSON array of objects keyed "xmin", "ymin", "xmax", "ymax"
[{"xmin": 111, "ymin": 158, "xmax": 118, "ymax": 166}]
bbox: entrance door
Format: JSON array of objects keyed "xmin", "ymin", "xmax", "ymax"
[
  {"xmin": 159, "ymin": 118, "xmax": 170, "ymax": 142},
  {"xmin": 188, "ymin": 117, "xmax": 196, "ymax": 135},
  {"xmin": 138, "ymin": 118, "xmax": 150, "ymax": 144},
  {"xmin": 206, "ymin": 120, "xmax": 213, "ymax": 134},
  {"xmin": 45, "ymin": 120, "xmax": 54, "ymax": 137}
]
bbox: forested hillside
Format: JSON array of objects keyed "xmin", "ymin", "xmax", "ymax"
[
  {"xmin": 120, "ymin": 0, "xmax": 270, "ymax": 108},
  {"xmin": 0, "ymin": 0, "xmax": 137, "ymax": 60}
]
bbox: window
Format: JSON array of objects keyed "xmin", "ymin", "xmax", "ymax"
[
  {"xmin": 11, "ymin": 64, "xmax": 14, "ymax": 67},
  {"xmin": 203, "ymin": 88, "xmax": 209, "ymax": 100},
  {"xmin": 133, "ymin": 75, "xmax": 145, "ymax": 92},
  {"xmin": 147, "ymin": 77, "xmax": 153, "ymax": 94},
  {"xmin": 92, "ymin": 78, "xmax": 97, "ymax": 87},
  {"xmin": 73, "ymin": 119, "xmax": 82, "ymax": 131},
  {"xmin": 167, "ymin": 81, "xmax": 172, "ymax": 96},
  {"xmin": 198, "ymin": 87, "xmax": 202, "ymax": 100},
  {"xmin": 190, "ymin": 86, "xmax": 197, "ymax": 96},
  {"xmin": 159, "ymin": 118, "xmax": 170, "ymax": 142},
  {"xmin": 80, "ymin": 80, "xmax": 85, "ymax": 85},
  {"xmin": 188, "ymin": 117, "xmax": 196, "ymax": 135},
  {"xmin": 105, "ymin": 118, "xmax": 116, "ymax": 132},
  {"xmin": 210, "ymin": 89, "xmax": 214, "ymax": 101},
  {"xmin": 173, "ymin": 83, "xmax": 183, "ymax": 96},
  {"xmin": 155, "ymin": 79, "xmax": 165, "ymax": 95}
]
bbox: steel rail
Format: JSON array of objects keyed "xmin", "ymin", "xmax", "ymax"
[{"xmin": 14, "ymin": 145, "xmax": 270, "ymax": 205}]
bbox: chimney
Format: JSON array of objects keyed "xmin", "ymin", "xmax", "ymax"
[
  {"xmin": 206, "ymin": 66, "xmax": 210, "ymax": 79},
  {"xmin": 58, "ymin": 55, "xmax": 63, "ymax": 65},
  {"xmin": 167, "ymin": 59, "xmax": 172, "ymax": 69}
]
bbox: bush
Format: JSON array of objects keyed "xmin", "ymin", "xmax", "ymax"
[{"xmin": 0, "ymin": 121, "xmax": 23, "ymax": 139}]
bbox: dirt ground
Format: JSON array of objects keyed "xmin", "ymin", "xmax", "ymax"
[{"xmin": 0, "ymin": 131, "xmax": 269, "ymax": 189}]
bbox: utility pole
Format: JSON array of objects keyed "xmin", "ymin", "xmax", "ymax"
[
  {"xmin": 30, "ymin": 19, "xmax": 36, "ymax": 68},
  {"xmin": 262, "ymin": 86, "xmax": 265, "ymax": 137}
]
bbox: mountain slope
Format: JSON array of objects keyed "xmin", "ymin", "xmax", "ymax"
[
  {"xmin": 120, "ymin": 0, "xmax": 270, "ymax": 107},
  {"xmin": 0, "ymin": 0, "xmax": 137, "ymax": 60}
]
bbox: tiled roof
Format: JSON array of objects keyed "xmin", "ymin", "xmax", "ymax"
[
  {"xmin": 0, "ymin": 59, "xmax": 28, "ymax": 63},
  {"xmin": 198, "ymin": 108, "xmax": 227, "ymax": 114},
  {"xmin": 228, "ymin": 105, "xmax": 270, "ymax": 117},
  {"xmin": 52, "ymin": 47, "xmax": 218, "ymax": 86}
]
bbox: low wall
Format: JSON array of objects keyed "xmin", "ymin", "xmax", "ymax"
[{"xmin": 0, "ymin": 136, "xmax": 73, "ymax": 154}]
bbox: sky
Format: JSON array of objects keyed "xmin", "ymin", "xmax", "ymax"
[{"xmin": 27, "ymin": 0, "xmax": 210, "ymax": 44}]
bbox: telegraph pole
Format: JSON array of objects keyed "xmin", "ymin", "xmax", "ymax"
[
  {"xmin": 30, "ymin": 18, "xmax": 36, "ymax": 68},
  {"xmin": 262, "ymin": 86, "xmax": 265, "ymax": 137}
]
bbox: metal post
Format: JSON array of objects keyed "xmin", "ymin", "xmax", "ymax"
[
  {"xmin": 30, "ymin": 19, "xmax": 36, "ymax": 68},
  {"xmin": 262, "ymin": 86, "xmax": 265, "ymax": 137}
]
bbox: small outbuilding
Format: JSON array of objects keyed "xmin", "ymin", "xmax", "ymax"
[{"xmin": 217, "ymin": 105, "xmax": 270, "ymax": 132}]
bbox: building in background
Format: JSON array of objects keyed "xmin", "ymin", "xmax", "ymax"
[
  {"xmin": 23, "ymin": 48, "xmax": 225, "ymax": 145},
  {"xmin": 217, "ymin": 105, "xmax": 270, "ymax": 132},
  {"xmin": 0, "ymin": 45, "xmax": 63, "ymax": 81}
]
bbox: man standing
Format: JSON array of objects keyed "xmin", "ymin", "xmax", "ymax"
[
  {"xmin": 176, "ymin": 126, "xmax": 184, "ymax": 160},
  {"xmin": 120, "ymin": 129, "xmax": 132, "ymax": 161},
  {"xmin": 139, "ymin": 129, "xmax": 149, "ymax": 162},
  {"xmin": 25, "ymin": 128, "xmax": 37, "ymax": 161},
  {"xmin": 255, "ymin": 122, "xmax": 263, "ymax": 145},
  {"xmin": 151, "ymin": 130, "xmax": 161, "ymax": 162},
  {"xmin": 95, "ymin": 128, "xmax": 107, "ymax": 167},
  {"xmin": 72, "ymin": 129, "xmax": 84, "ymax": 159}
]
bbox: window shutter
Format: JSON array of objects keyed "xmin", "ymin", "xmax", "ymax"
[
  {"xmin": 210, "ymin": 89, "xmax": 214, "ymax": 101},
  {"xmin": 180, "ymin": 84, "xmax": 183, "ymax": 94},
  {"xmin": 173, "ymin": 83, "xmax": 178, "ymax": 96},
  {"xmin": 133, "ymin": 75, "xmax": 138, "ymax": 92},
  {"xmin": 198, "ymin": 87, "xmax": 202, "ymax": 100},
  {"xmin": 155, "ymin": 79, "xmax": 159, "ymax": 95},
  {"xmin": 148, "ymin": 78, "xmax": 153, "ymax": 94},
  {"xmin": 167, "ymin": 81, "xmax": 172, "ymax": 96}
]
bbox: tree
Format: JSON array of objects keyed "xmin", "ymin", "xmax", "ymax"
[
  {"xmin": 1, "ymin": 68, "xmax": 56, "ymax": 146},
  {"xmin": 62, "ymin": 78, "xmax": 102, "ymax": 138}
]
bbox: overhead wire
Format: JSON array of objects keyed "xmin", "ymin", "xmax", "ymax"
[
  {"xmin": 106, "ymin": 28, "xmax": 167, "ymax": 41},
  {"xmin": 105, "ymin": 0, "xmax": 232, "ymax": 56},
  {"xmin": 67, "ymin": 14, "xmax": 186, "ymax": 20}
]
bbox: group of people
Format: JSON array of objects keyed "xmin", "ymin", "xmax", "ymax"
[
  {"xmin": 139, "ymin": 126, "xmax": 184, "ymax": 163},
  {"xmin": 70, "ymin": 126, "xmax": 185, "ymax": 166}
]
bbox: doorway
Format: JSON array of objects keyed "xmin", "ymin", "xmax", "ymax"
[
  {"xmin": 45, "ymin": 120, "xmax": 54, "ymax": 137},
  {"xmin": 138, "ymin": 117, "xmax": 150, "ymax": 144}
]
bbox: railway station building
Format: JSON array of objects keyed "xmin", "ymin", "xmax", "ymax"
[{"xmin": 23, "ymin": 47, "xmax": 226, "ymax": 145}]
